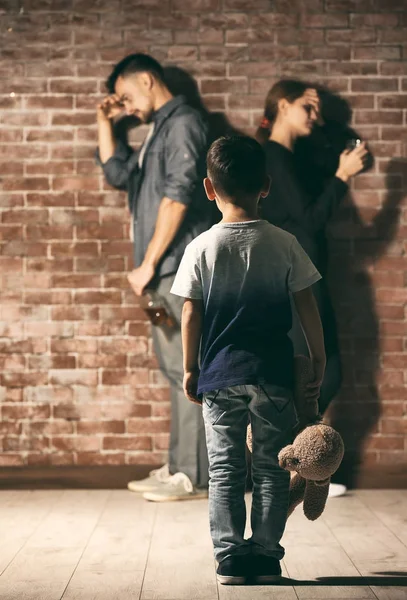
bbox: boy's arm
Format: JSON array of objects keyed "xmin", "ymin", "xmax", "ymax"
[
  {"xmin": 292, "ymin": 286, "xmax": 326, "ymax": 400},
  {"xmin": 181, "ymin": 298, "xmax": 204, "ymax": 405}
]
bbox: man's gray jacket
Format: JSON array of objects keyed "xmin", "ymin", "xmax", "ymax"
[{"xmin": 96, "ymin": 95, "xmax": 214, "ymax": 278}]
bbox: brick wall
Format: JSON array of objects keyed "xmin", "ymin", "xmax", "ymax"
[{"xmin": 0, "ymin": 0, "xmax": 406, "ymax": 477}]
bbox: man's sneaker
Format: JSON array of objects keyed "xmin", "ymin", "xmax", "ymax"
[
  {"xmin": 127, "ymin": 463, "xmax": 171, "ymax": 493},
  {"xmin": 142, "ymin": 472, "xmax": 208, "ymax": 502},
  {"xmin": 216, "ymin": 556, "xmax": 249, "ymax": 585},
  {"xmin": 328, "ymin": 483, "xmax": 347, "ymax": 498},
  {"xmin": 251, "ymin": 555, "xmax": 282, "ymax": 584}
]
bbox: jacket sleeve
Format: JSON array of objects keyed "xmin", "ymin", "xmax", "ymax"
[
  {"xmin": 163, "ymin": 114, "xmax": 208, "ymax": 206},
  {"xmin": 95, "ymin": 140, "xmax": 137, "ymax": 191},
  {"xmin": 265, "ymin": 152, "xmax": 348, "ymax": 235}
]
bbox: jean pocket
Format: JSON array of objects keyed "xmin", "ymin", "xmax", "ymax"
[
  {"xmin": 202, "ymin": 389, "xmax": 229, "ymax": 426},
  {"xmin": 259, "ymin": 384, "xmax": 292, "ymax": 413}
]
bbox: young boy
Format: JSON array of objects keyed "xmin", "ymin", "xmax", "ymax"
[{"xmin": 170, "ymin": 136, "xmax": 326, "ymax": 585}]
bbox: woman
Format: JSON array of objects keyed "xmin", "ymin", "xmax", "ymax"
[{"xmin": 256, "ymin": 80, "xmax": 369, "ymax": 495}]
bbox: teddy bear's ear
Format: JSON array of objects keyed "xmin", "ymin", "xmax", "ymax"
[{"xmin": 303, "ymin": 479, "xmax": 330, "ymax": 521}]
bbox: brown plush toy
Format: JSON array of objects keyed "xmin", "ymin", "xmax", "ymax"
[{"xmin": 246, "ymin": 355, "xmax": 345, "ymax": 521}]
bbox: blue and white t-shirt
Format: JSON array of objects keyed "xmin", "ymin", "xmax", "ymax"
[{"xmin": 171, "ymin": 220, "xmax": 321, "ymax": 395}]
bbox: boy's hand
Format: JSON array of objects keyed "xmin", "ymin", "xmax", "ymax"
[
  {"xmin": 183, "ymin": 370, "xmax": 201, "ymax": 405},
  {"xmin": 306, "ymin": 358, "xmax": 325, "ymax": 401}
]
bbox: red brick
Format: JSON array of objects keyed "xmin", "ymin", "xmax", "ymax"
[
  {"xmin": 2, "ymin": 405, "xmax": 51, "ymax": 420},
  {"xmin": 26, "ymin": 162, "xmax": 75, "ymax": 176},
  {"xmin": 127, "ymin": 419, "xmax": 171, "ymax": 434},
  {"xmin": 77, "ymin": 421, "xmax": 125, "ymax": 435},
  {"xmin": 350, "ymin": 13, "xmax": 400, "ymax": 27},
  {"xmin": 50, "ymin": 242, "xmax": 99, "ymax": 257},
  {"xmin": 381, "ymin": 419, "xmax": 406, "ymax": 435},
  {"xmin": 351, "ymin": 78, "xmax": 399, "ymax": 93},
  {"xmin": 103, "ymin": 435, "xmax": 152, "ymax": 451},
  {"xmin": 51, "ymin": 339, "xmax": 98, "ymax": 353},
  {"xmin": 353, "ymin": 46, "xmax": 402, "ymax": 60},
  {"xmin": 0, "ymin": 455, "xmax": 25, "ymax": 466},
  {"xmin": 51, "ymin": 274, "xmax": 102, "ymax": 288},
  {"xmin": 101, "ymin": 369, "xmax": 149, "ymax": 386},
  {"xmin": 1, "ymin": 372, "xmax": 48, "ymax": 387},
  {"xmin": 26, "ymin": 96, "xmax": 74, "ymax": 110},
  {"xmin": 154, "ymin": 434, "xmax": 170, "ymax": 451},
  {"xmin": 53, "ymin": 177, "xmax": 100, "ymax": 192},
  {"xmin": 2, "ymin": 178, "xmax": 49, "ymax": 192},
  {"xmin": 301, "ymin": 13, "xmax": 349, "ymax": 27},
  {"xmin": 249, "ymin": 45, "xmax": 300, "ymax": 61},
  {"xmin": 200, "ymin": 45, "xmax": 249, "ymax": 62},
  {"xmin": 77, "ymin": 354, "xmax": 127, "ymax": 369},
  {"xmin": 201, "ymin": 78, "xmax": 249, "ymax": 94},
  {"xmin": 326, "ymin": 28, "xmax": 377, "ymax": 44},
  {"xmin": 379, "ymin": 95, "xmax": 407, "ymax": 109},
  {"xmin": 366, "ymin": 436, "xmax": 404, "ymax": 451}
]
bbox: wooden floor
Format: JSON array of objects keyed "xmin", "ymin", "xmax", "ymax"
[{"xmin": 0, "ymin": 490, "xmax": 406, "ymax": 600}]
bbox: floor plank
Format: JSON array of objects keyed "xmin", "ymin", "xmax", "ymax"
[
  {"xmin": 0, "ymin": 490, "xmax": 406, "ymax": 600},
  {"xmin": 140, "ymin": 499, "xmax": 218, "ymax": 600},
  {"xmin": 61, "ymin": 569, "xmax": 145, "ymax": 600}
]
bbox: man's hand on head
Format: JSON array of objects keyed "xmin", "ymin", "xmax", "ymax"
[{"xmin": 97, "ymin": 94, "xmax": 124, "ymax": 122}]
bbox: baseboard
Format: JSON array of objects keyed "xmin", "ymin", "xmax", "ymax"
[
  {"xmin": 0, "ymin": 464, "xmax": 405, "ymax": 490},
  {"xmin": 0, "ymin": 465, "xmax": 155, "ymax": 489}
]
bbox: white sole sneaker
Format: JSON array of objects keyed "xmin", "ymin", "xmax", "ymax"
[
  {"xmin": 216, "ymin": 574, "xmax": 246, "ymax": 585},
  {"xmin": 142, "ymin": 489, "xmax": 208, "ymax": 502},
  {"xmin": 127, "ymin": 480, "xmax": 168, "ymax": 493},
  {"xmin": 328, "ymin": 483, "xmax": 347, "ymax": 498}
]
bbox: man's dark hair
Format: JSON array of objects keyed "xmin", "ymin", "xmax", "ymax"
[
  {"xmin": 106, "ymin": 53, "xmax": 165, "ymax": 94},
  {"xmin": 206, "ymin": 135, "xmax": 267, "ymax": 201}
]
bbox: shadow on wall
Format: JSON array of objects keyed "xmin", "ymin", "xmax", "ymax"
[
  {"xmin": 163, "ymin": 65, "xmax": 240, "ymax": 142},
  {"xmin": 296, "ymin": 87, "xmax": 406, "ymax": 487}
]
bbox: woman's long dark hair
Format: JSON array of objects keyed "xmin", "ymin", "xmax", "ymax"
[{"xmin": 255, "ymin": 79, "xmax": 310, "ymax": 146}]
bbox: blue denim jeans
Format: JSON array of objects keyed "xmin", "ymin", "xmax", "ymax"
[{"xmin": 202, "ymin": 384, "xmax": 297, "ymax": 563}]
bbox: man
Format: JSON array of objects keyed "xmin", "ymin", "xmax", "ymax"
[{"xmin": 96, "ymin": 53, "xmax": 212, "ymax": 501}]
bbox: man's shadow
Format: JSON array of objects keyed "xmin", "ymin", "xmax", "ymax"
[
  {"xmin": 163, "ymin": 65, "xmax": 240, "ymax": 143},
  {"xmin": 296, "ymin": 87, "xmax": 406, "ymax": 488}
]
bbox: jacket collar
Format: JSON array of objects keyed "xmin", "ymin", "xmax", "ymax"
[{"xmin": 153, "ymin": 95, "xmax": 187, "ymax": 123}]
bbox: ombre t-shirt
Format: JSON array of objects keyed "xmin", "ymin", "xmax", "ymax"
[{"xmin": 171, "ymin": 220, "xmax": 321, "ymax": 395}]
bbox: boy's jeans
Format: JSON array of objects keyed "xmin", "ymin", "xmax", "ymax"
[{"xmin": 202, "ymin": 384, "xmax": 297, "ymax": 563}]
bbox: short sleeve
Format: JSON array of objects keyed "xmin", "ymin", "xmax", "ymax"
[
  {"xmin": 288, "ymin": 237, "xmax": 322, "ymax": 293},
  {"xmin": 170, "ymin": 244, "xmax": 203, "ymax": 300}
]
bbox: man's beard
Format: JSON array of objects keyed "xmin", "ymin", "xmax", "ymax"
[{"xmin": 140, "ymin": 108, "xmax": 154, "ymax": 124}]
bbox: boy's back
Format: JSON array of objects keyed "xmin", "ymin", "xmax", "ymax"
[{"xmin": 171, "ymin": 219, "xmax": 320, "ymax": 394}]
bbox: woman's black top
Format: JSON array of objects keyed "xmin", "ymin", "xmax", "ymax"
[
  {"xmin": 262, "ymin": 139, "xmax": 349, "ymax": 357},
  {"xmin": 262, "ymin": 140, "xmax": 348, "ymax": 276}
]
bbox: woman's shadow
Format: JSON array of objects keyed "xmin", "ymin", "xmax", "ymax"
[{"xmin": 296, "ymin": 88, "xmax": 406, "ymax": 488}]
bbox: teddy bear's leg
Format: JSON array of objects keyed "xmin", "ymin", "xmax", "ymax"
[
  {"xmin": 303, "ymin": 480, "xmax": 330, "ymax": 521},
  {"xmin": 287, "ymin": 472, "xmax": 306, "ymax": 517}
]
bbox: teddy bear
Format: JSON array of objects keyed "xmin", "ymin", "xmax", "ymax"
[{"xmin": 246, "ymin": 355, "xmax": 344, "ymax": 521}]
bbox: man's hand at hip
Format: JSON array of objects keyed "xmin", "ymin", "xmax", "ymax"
[{"xmin": 127, "ymin": 263, "xmax": 155, "ymax": 296}]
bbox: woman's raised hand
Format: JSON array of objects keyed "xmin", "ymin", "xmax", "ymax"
[
  {"xmin": 303, "ymin": 88, "xmax": 322, "ymax": 124},
  {"xmin": 336, "ymin": 141, "xmax": 369, "ymax": 182}
]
